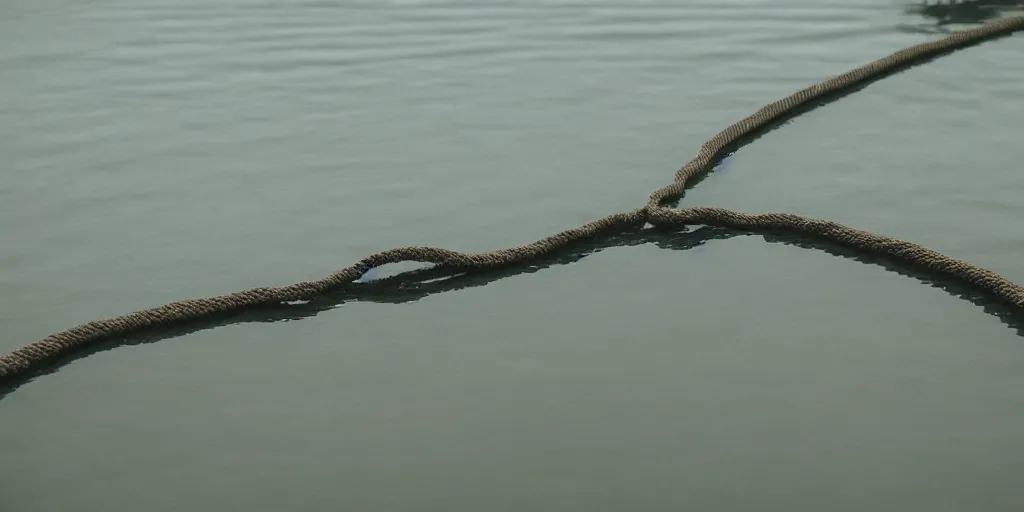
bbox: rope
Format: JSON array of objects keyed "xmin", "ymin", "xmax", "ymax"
[{"xmin": 3, "ymin": 16, "xmax": 1024, "ymax": 385}]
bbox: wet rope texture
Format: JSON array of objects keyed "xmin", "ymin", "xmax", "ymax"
[{"xmin": 3, "ymin": 16, "xmax": 1024, "ymax": 382}]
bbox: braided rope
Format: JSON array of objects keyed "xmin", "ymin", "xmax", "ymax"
[{"xmin": 3, "ymin": 16, "xmax": 1023, "ymax": 384}]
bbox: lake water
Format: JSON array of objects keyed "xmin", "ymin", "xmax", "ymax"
[{"xmin": 3, "ymin": 1, "xmax": 1024, "ymax": 510}]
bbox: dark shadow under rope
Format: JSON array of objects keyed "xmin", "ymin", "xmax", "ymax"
[{"xmin": 3, "ymin": 224, "xmax": 1023, "ymax": 399}]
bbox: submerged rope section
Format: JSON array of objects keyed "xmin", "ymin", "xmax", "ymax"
[{"xmin": 3, "ymin": 17, "xmax": 1024, "ymax": 382}]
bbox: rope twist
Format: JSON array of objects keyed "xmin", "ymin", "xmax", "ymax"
[{"xmin": 3, "ymin": 16, "xmax": 1024, "ymax": 384}]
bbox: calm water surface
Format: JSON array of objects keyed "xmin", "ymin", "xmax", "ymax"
[{"xmin": 3, "ymin": 1, "xmax": 1024, "ymax": 510}]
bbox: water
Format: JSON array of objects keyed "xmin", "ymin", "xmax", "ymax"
[{"xmin": 3, "ymin": 1, "xmax": 1024, "ymax": 510}]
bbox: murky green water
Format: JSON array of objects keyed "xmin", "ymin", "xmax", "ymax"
[{"xmin": 3, "ymin": 1, "xmax": 1024, "ymax": 510}]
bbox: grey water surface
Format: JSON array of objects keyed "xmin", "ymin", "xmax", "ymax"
[{"xmin": 3, "ymin": 1, "xmax": 1024, "ymax": 510}]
